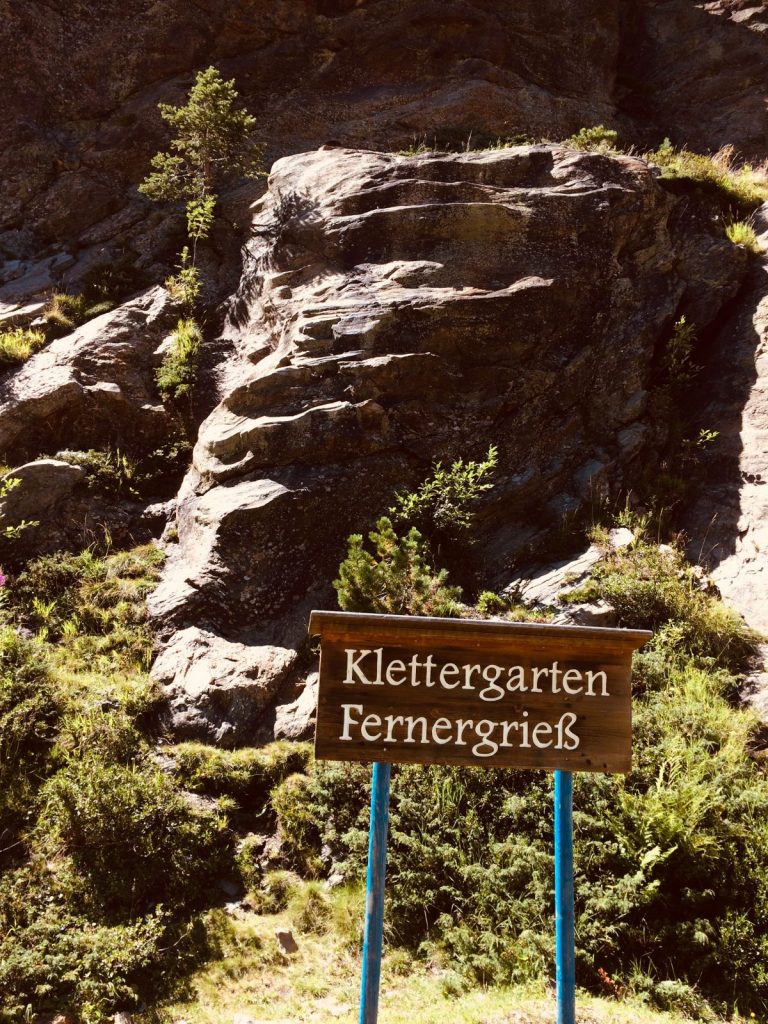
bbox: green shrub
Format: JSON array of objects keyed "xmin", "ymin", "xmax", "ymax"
[
  {"xmin": 171, "ymin": 740, "xmax": 311, "ymax": 808},
  {"xmin": 565, "ymin": 125, "xmax": 618, "ymax": 154},
  {"xmin": 0, "ymin": 894, "xmax": 168, "ymax": 1023},
  {"xmin": 32, "ymin": 755, "xmax": 230, "ymax": 920},
  {"xmin": 287, "ymin": 880, "xmax": 332, "ymax": 934},
  {"xmin": 272, "ymin": 772, "xmax": 324, "ymax": 876},
  {"xmin": 248, "ymin": 869, "xmax": 302, "ymax": 914},
  {"xmin": 646, "ymin": 139, "xmax": 768, "ymax": 211},
  {"xmin": 589, "ymin": 539, "xmax": 759, "ymax": 671},
  {"xmin": 0, "ymin": 628, "xmax": 60, "ymax": 841},
  {"xmin": 156, "ymin": 317, "xmax": 203, "ymax": 400},
  {"xmin": 297, "ymin": 658, "xmax": 768, "ymax": 1013},
  {"xmin": 389, "ymin": 446, "xmax": 497, "ymax": 544},
  {"xmin": 8, "ymin": 544, "xmax": 164, "ymax": 670},
  {"xmin": 475, "ymin": 591, "xmax": 553, "ymax": 622},
  {"xmin": 476, "ymin": 590, "xmax": 510, "ymax": 615},
  {"xmin": 237, "ymin": 833, "xmax": 264, "ymax": 891},
  {"xmin": 165, "ymin": 246, "xmax": 202, "ymax": 308},
  {"xmin": 333, "ymin": 516, "xmax": 462, "ymax": 616},
  {"xmin": 57, "ymin": 448, "xmax": 140, "ymax": 497},
  {"xmin": 139, "ymin": 66, "xmax": 263, "ymax": 206},
  {"xmin": 0, "ymin": 327, "xmax": 47, "ymax": 366},
  {"xmin": 726, "ymin": 219, "xmax": 762, "ymax": 253}
]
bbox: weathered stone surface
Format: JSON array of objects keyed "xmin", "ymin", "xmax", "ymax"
[
  {"xmin": 0, "ymin": 457, "xmax": 164, "ymax": 564},
  {"xmin": 0, "ymin": 460, "xmax": 85, "ymax": 523},
  {"xmin": 620, "ymin": 1, "xmax": 768, "ymax": 157},
  {"xmin": 552, "ymin": 601, "xmax": 617, "ymax": 628},
  {"xmin": 274, "ymin": 673, "xmax": 319, "ymax": 742},
  {"xmin": 0, "ymin": 287, "xmax": 176, "ymax": 464},
  {"xmin": 150, "ymin": 626, "xmax": 298, "ymax": 746},
  {"xmin": 505, "ymin": 547, "xmax": 603, "ymax": 608},
  {"xmin": 1, "ymin": 0, "xmax": 765, "ymax": 285},
  {"xmin": 275, "ymin": 928, "xmax": 298, "ymax": 955},
  {"xmin": 149, "ymin": 146, "xmax": 745, "ymax": 732},
  {"xmin": 685, "ymin": 257, "xmax": 768, "ymax": 635}
]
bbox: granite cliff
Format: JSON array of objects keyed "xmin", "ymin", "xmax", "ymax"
[{"xmin": 1, "ymin": 0, "xmax": 767, "ymax": 741}]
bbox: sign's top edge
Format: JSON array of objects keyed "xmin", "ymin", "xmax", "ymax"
[{"xmin": 307, "ymin": 609, "xmax": 652, "ymax": 645}]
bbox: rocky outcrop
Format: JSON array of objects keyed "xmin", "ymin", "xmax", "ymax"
[
  {"xmin": 0, "ymin": 458, "xmax": 162, "ymax": 562},
  {"xmin": 0, "ymin": 287, "xmax": 176, "ymax": 465},
  {"xmin": 619, "ymin": 1, "xmax": 768, "ymax": 156},
  {"xmin": 148, "ymin": 144, "xmax": 746, "ymax": 739},
  {"xmin": 151, "ymin": 627, "xmax": 298, "ymax": 746},
  {"xmin": 685, "ymin": 250, "xmax": 768, "ymax": 634},
  {"xmin": 1, "ymin": 0, "xmax": 765, "ymax": 295}
]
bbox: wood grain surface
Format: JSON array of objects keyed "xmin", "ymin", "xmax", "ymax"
[{"xmin": 309, "ymin": 611, "xmax": 651, "ymax": 774}]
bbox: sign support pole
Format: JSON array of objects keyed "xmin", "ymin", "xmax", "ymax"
[
  {"xmin": 359, "ymin": 761, "xmax": 392, "ymax": 1024},
  {"xmin": 554, "ymin": 770, "xmax": 576, "ymax": 1024}
]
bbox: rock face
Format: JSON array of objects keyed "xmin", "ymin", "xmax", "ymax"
[
  {"xmin": 151, "ymin": 627, "xmax": 298, "ymax": 746},
  {"xmin": 685, "ymin": 253, "xmax": 768, "ymax": 634},
  {"xmin": 620, "ymin": 1, "xmax": 768, "ymax": 155},
  {"xmin": 148, "ymin": 145, "xmax": 745, "ymax": 737},
  {"xmin": 1, "ymin": 0, "xmax": 766, "ymax": 288},
  {"xmin": 0, "ymin": 287, "xmax": 176, "ymax": 465}
]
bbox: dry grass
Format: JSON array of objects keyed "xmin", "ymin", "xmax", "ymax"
[{"xmin": 726, "ymin": 219, "xmax": 763, "ymax": 253}]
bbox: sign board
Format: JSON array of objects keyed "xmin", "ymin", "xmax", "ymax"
[{"xmin": 310, "ymin": 611, "xmax": 651, "ymax": 774}]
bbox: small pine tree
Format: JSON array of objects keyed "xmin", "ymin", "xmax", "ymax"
[
  {"xmin": 140, "ymin": 67, "xmax": 263, "ymax": 401},
  {"xmin": 333, "ymin": 517, "xmax": 462, "ymax": 617},
  {"xmin": 139, "ymin": 66, "xmax": 263, "ymax": 207}
]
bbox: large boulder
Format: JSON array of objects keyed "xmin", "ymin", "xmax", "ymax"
[
  {"xmin": 150, "ymin": 626, "xmax": 298, "ymax": 746},
  {"xmin": 149, "ymin": 144, "xmax": 746, "ymax": 739},
  {"xmin": 0, "ymin": 286, "xmax": 177, "ymax": 465}
]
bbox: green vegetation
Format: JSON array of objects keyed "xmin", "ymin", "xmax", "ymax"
[
  {"xmin": 646, "ymin": 139, "xmax": 768, "ymax": 212},
  {"xmin": 0, "ymin": 326, "xmax": 47, "ymax": 366},
  {"xmin": 165, "ymin": 245, "xmax": 202, "ymax": 306},
  {"xmin": 171, "ymin": 740, "xmax": 311, "ymax": 810},
  {"xmin": 475, "ymin": 590, "xmax": 554, "ymax": 622},
  {"xmin": 565, "ymin": 125, "xmax": 619, "ymax": 154},
  {"xmin": 0, "ymin": 475, "xmax": 39, "ymax": 541},
  {"xmin": 3, "ymin": 441, "xmax": 768, "ymax": 1021},
  {"xmin": 584, "ymin": 531, "xmax": 758, "ymax": 672},
  {"xmin": 140, "ymin": 66, "xmax": 264, "ymax": 402},
  {"xmin": 276, "ymin": 527, "xmax": 767, "ymax": 1019},
  {"xmin": 138, "ymin": 66, "xmax": 263, "ymax": 216},
  {"xmin": 166, "ymin": 895, "xmax": 742, "ymax": 1023},
  {"xmin": 389, "ymin": 446, "xmax": 497, "ymax": 544},
  {"xmin": 56, "ymin": 441, "xmax": 192, "ymax": 500},
  {"xmin": 726, "ymin": 219, "xmax": 762, "ymax": 253},
  {"xmin": 333, "ymin": 516, "xmax": 462, "ymax": 617},
  {"xmin": 0, "ymin": 545, "xmax": 232, "ymax": 1021},
  {"xmin": 155, "ymin": 316, "xmax": 203, "ymax": 400},
  {"xmin": 42, "ymin": 292, "xmax": 114, "ymax": 336}
]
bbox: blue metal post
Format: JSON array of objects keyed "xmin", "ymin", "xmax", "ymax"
[
  {"xmin": 359, "ymin": 761, "xmax": 392, "ymax": 1024},
  {"xmin": 554, "ymin": 770, "xmax": 576, "ymax": 1024}
]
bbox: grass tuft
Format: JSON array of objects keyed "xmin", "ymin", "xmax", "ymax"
[
  {"xmin": 726, "ymin": 219, "xmax": 763, "ymax": 253},
  {"xmin": 0, "ymin": 327, "xmax": 47, "ymax": 366},
  {"xmin": 646, "ymin": 139, "xmax": 768, "ymax": 211},
  {"xmin": 565, "ymin": 125, "xmax": 619, "ymax": 154},
  {"xmin": 156, "ymin": 317, "xmax": 203, "ymax": 400}
]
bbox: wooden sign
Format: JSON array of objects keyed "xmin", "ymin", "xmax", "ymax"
[{"xmin": 309, "ymin": 611, "xmax": 651, "ymax": 774}]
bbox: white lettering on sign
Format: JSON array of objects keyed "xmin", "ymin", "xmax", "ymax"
[
  {"xmin": 341, "ymin": 648, "xmax": 608, "ymax": 699},
  {"xmin": 335, "ymin": 648, "xmax": 613, "ymax": 756},
  {"xmin": 338, "ymin": 702, "xmax": 580, "ymax": 754}
]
